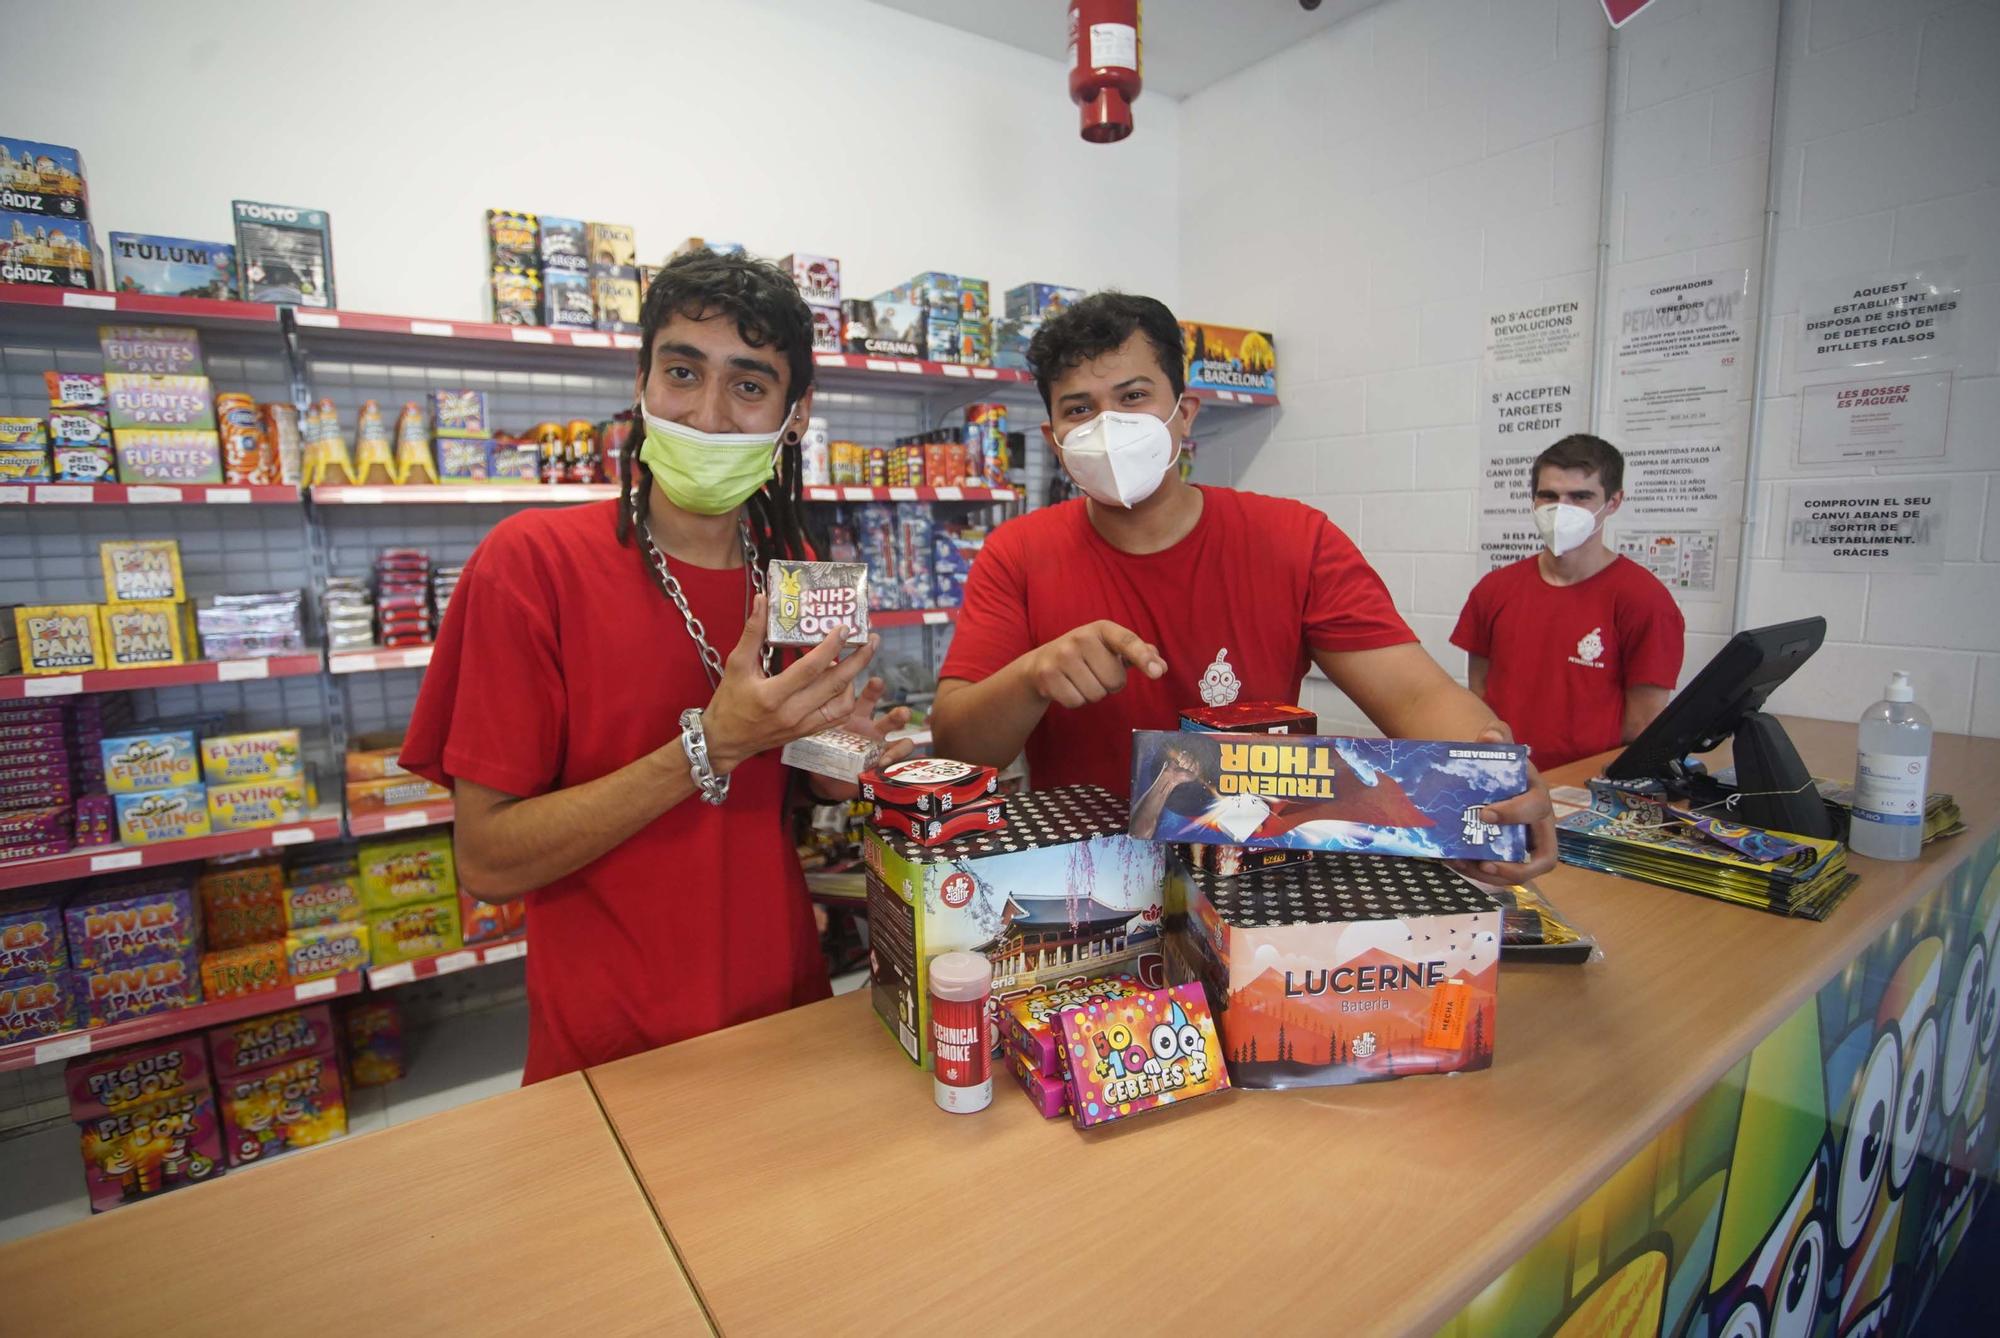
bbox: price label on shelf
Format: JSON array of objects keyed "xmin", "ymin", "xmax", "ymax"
[
  {"xmin": 814, "ymin": 352, "xmax": 845, "ymax": 368},
  {"xmin": 434, "ymin": 951, "xmax": 480, "ymax": 975},
  {"xmin": 941, "ymin": 364, "xmax": 970, "ymax": 378},
  {"xmin": 381, "ymin": 810, "xmax": 432, "ymax": 832},
  {"xmin": 127, "ymin": 486, "xmax": 183, "ymax": 503},
  {"xmin": 208, "ymin": 489, "xmax": 251, "ymax": 504},
  {"xmin": 922, "ymin": 611, "xmax": 950, "ymax": 625},
  {"xmin": 0, "ymin": 486, "xmax": 27, "ymax": 504},
  {"xmin": 400, "ymin": 648, "xmax": 433, "ymax": 669},
  {"xmin": 270, "ymin": 826, "xmax": 316, "ymax": 846},
  {"xmin": 894, "ymin": 361, "xmax": 923, "ymax": 375},
  {"xmin": 410, "ymin": 320, "xmax": 454, "ymax": 337},
  {"xmin": 25, "ymin": 676, "xmax": 82, "ymax": 698},
  {"xmin": 887, "ymin": 487, "xmax": 917, "ymax": 501},
  {"xmin": 612, "ymin": 334, "xmax": 640, "ymax": 350},
  {"xmin": 34, "ymin": 486, "xmax": 91, "ymax": 504},
  {"xmin": 485, "ymin": 940, "xmax": 528, "ymax": 964},
  {"xmin": 295, "ymin": 311, "xmax": 340, "ymax": 329},
  {"xmin": 295, "ymin": 977, "xmax": 340, "ymax": 999},
  {"xmin": 570, "ymin": 332, "xmax": 610, "ymax": 348},
  {"xmin": 933, "ymin": 486, "xmax": 963, "ymax": 501},
  {"xmin": 216, "ymin": 659, "xmax": 269, "ymax": 681},
  {"xmin": 511, "ymin": 327, "xmax": 554, "ymax": 344},
  {"xmin": 90, "ymin": 850, "xmax": 144, "ymax": 872},
  {"xmin": 62, "ymin": 292, "xmax": 114, "ymax": 310},
  {"xmin": 35, "ymin": 1034, "xmax": 91, "ymax": 1063},
  {"xmin": 971, "ymin": 368, "xmax": 999, "ymax": 380},
  {"xmin": 841, "ymin": 486, "xmax": 873, "ymax": 501}
]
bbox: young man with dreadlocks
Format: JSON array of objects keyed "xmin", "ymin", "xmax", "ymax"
[
  {"xmin": 403, "ymin": 251, "xmax": 910, "ymax": 1081},
  {"xmin": 933, "ymin": 290, "xmax": 1559, "ymax": 883}
]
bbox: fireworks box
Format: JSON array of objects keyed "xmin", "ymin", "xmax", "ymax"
[
  {"xmin": 64, "ymin": 878, "xmax": 199, "ymax": 970},
  {"xmin": 0, "ymin": 138, "xmax": 89, "ymax": 218},
  {"xmin": 871, "ymin": 797, "xmax": 1007, "ymax": 847},
  {"xmin": 1180, "ymin": 702, "xmax": 1318, "ymax": 735},
  {"xmin": 544, "ymin": 269, "xmax": 593, "ymax": 329},
  {"xmin": 1130, "ymin": 731, "xmax": 1529, "ymax": 863},
  {"xmin": 69, "ymin": 952, "xmax": 203, "ymax": 1028},
  {"xmin": 0, "ymin": 896, "xmax": 65, "ymax": 981},
  {"xmin": 0, "ymin": 211, "xmax": 95, "ymax": 288},
  {"xmin": 1003, "ymin": 283, "xmax": 1083, "ymax": 320},
  {"xmin": 76, "ymin": 1087, "xmax": 224, "ymax": 1213},
  {"xmin": 1, "ymin": 974, "xmax": 74, "ymax": 1044},
  {"xmin": 231, "ymin": 200, "xmax": 335, "ymax": 307},
  {"xmin": 107, "ymin": 233, "xmax": 235, "ymax": 299},
  {"xmin": 781, "ymin": 253, "xmax": 841, "ymax": 306},
  {"xmin": 586, "ymin": 221, "xmax": 636, "ymax": 269},
  {"xmin": 538, "ymin": 216, "xmax": 586, "ymax": 272},
  {"xmin": 765, "ymin": 559, "xmax": 869, "ymax": 645},
  {"xmin": 780, "ymin": 727, "xmax": 881, "ymax": 784},
  {"xmin": 100, "ymin": 538, "xmax": 185, "ymax": 603},
  {"xmin": 1173, "ymin": 854, "xmax": 1499, "ymax": 1089},
  {"xmin": 65, "ymin": 1035, "xmax": 210, "ymax": 1121},
  {"xmin": 103, "ymin": 603, "xmax": 192, "ymax": 669},
  {"xmin": 106, "ymin": 374, "xmax": 214, "ymax": 431},
  {"xmin": 1058, "ymin": 981, "xmax": 1230, "ymax": 1127},
  {"xmin": 592, "ymin": 268, "xmax": 640, "ymax": 332},
  {"xmin": 113, "ymin": 430, "xmax": 222, "ymax": 484},
  {"xmin": 1180, "ymin": 321, "xmax": 1277, "ymax": 398},
  {"xmin": 484, "ymin": 209, "xmax": 537, "ymax": 269},
  {"xmin": 863, "ymin": 785, "xmax": 1168, "ymax": 1070},
  {"xmin": 809, "ymin": 303, "xmax": 841, "ymax": 354},
  {"xmin": 99, "ymin": 325, "xmax": 204, "ymax": 376},
  {"xmin": 208, "ymin": 1003, "xmax": 335, "ymax": 1079},
  {"xmin": 217, "ymin": 1047, "xmax": 346, "ymax": 1166},
  {"xmin": 841, "ymin": 297, "xmax": 922, "ymax": 359},
  {"xmin": 489, "ymin": 266, "xmax": 541, "ymax": 326},
  {"xmin": 860, "ymin": 758, "xmax": 999, "ymax": 816}
]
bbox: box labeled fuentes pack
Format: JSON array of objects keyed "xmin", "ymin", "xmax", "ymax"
[
  {"xmin": 1174, "ymin": 854, "xmax": 1500, "ymax": 1088},
  {"xmin": 1130, "ymin": 732, "xmax": 1529, "ymax": 863}
]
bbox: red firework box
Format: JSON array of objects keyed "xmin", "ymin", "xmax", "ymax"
[
  {"xmin": 863, "ymin": 786, "xmax": 1168, "ymax": 1072},
  {"xmin": 1173, "ymin": 853, "xmax": 1500, "ymax": 1089},
  {"xmin": 66, "ymin": 1035, "xmax": 210, "ymax": 1122},
  {"xmin": 860, "ymin": 757, "xmax": 999, "ymax": 815},
  {"xmin": 1006, "ymin": 971, "xmax": 1146, "ymax": 1077},
  {"xmin": 1057, "ymin": 981, "xmax": 1231, "ymax": 1128},
  {"xmin": 1011, "ymin": 1053, "xmax": 1068, "ymax": 1119},
  {"xmin": 208, "ymin": 1003, "xmax": 336, "ymax": 1080},
  {"xmin": 1178, "ymin": 701, "xmax": 1319, "ymax": 735},
  {"xmin": 870, "ymin": 797, "xmax": 1006, "ymax": 848}
]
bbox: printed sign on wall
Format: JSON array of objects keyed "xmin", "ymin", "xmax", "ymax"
[
  {"xmin": 1797, "ymin": 263, "xmax": 1962, "ymax": 373},
  {"xmin": 1782, "ymin": 483, "xmax": 1946, "ymax": 572},
  {"xmin": 1797, "ymin": 371, "xmax": 1951, "ymax": 464}
]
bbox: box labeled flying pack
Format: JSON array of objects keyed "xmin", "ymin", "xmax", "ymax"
[
  {"xmin": 115, "ymin": 787, "xmax": 212, "ymax": 845},
  {"xmin": 207, "ymin": 777, "xmax": 309, "ymax": 832},
  {"xmin": 200, "ymin": 729, "xmax": 302, "ymax": 784},
  {"xmin": 107, "ymin": 234, "xmax": 234, "ymax": 299},
  {"xmin": 1175, "ymin": 854, "xmax": 1499, "ymax": 1088},
  {"xmin": 864, "ymin": 786, "xmax": 1167, "ymax": 1070},
  {"xmin": 1130, "ymin": 732, "xmax": 1529, "ymax": 863},
  {"xmin": 0, "ymin": 138, "xmax": 89, "ymax": 218},
  {"xmin": 100, "ymin": 730, "xmax": 200, "ymax": 793},
  {"xmin": 1181, "ymin": 321, "xmax": 1277, "ymax": 397},
  {"xmin": 231, "ymin": 200, "xmax": 335, "ymax": 307}
]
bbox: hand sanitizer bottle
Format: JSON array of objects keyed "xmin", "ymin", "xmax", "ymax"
[{"xmin": 1850, "ymin": 670, "xmax": 1932, "ymax": 861}]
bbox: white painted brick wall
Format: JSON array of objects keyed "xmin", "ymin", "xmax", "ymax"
[{"xmin": 1181, "ymin": 0, "xmax": 1999, "ymax": 741}]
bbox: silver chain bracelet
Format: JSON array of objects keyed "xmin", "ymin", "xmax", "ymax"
[{"xmin": 680, "ymin": 707, "xmax": 729, "ymax": 805}]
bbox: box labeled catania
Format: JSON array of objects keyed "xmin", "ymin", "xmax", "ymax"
[
  {"xmin": 864, "ymin": 786, "xmax": 1166, "ymax": 1070},
  {"xmin": 1174, "ymin": 854, "xmax": 1500, "ymax": 1088},
  {"xmin": 1130, "ymin": 731, "xmax": 1529, "ymax": 863}
]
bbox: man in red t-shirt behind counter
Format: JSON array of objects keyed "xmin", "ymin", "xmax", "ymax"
[
  {"xmin": 402, "ymin": 252, "xmax": 912, "ymax": 1083},
  {"xmin": 1451, "ymin": 433, "xmax": 1686, "ymax": 769},
  {"xmin": 933, "ymin": 292, "xmax": 1557, "ymax": 883}
]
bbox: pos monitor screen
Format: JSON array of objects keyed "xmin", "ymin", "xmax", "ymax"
[{"xmin": 1604, "ymin": 616, "xmax": 1833, "ymax": 837}]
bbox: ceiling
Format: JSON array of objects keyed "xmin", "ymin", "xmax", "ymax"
[{"xmin": 868, "ymin": 0, "xmax": 1379, "ymax": 98}]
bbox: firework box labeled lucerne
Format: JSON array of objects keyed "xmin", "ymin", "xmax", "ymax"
[
  {"xmin": 863, "ymin": 785, "xmax": 1167, "ymax": 1070},
  {"xmin": 1179, "ymin": 321, "xmax": 1277, "ymax": 398},
  {"xmin": 1130, "ymin": 731, "xmax": 1529, "ymax": 863},
  {"xmin": 1173, "ymin": 853, "xmax": 1499, "ymax": 1089},
  {"xmin": 765, "ymin": 560, "xmax": 868, "ymax": 645}
]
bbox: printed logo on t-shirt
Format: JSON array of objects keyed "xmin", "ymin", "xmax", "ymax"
[
  {"xmin": 1568, "ymin": 627, "xmax": 1606, "ymax": 670},
  {"xmin": 1198, "ymin": 648, "xmax": 1241, "ymax": 706}
]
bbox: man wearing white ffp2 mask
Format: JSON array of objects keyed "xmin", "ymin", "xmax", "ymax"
[
  {"xmin": 1451, "ymin": 434, "xmax": 1686, "ymax": 768},
  {"xmin": 931, "ymin": 291, "xmax": 1563, "ymax": 886}
]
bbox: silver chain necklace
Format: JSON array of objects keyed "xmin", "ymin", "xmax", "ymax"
[{"xmin": 633, "ymin": 508, "xmax": 771, "ymax": 687}]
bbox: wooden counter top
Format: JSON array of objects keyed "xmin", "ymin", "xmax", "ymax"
[
  {"xmin": 0, "ymin": 1072, "xmax": 709, "ymax": 1337},
  {"xmin": 587, "ymin": 718, "xmax": 2000, "ymax": 1336}
]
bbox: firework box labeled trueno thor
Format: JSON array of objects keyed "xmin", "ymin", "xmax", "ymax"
[
  {"xmin": 863, "ymin": 786, "xmax": 1167, "ymax": 1071},
  {"xmin": 1173, "ymin": 854, "xmax": 1500, "ymax": 1088},
  {"xmin": 1130, "ymin": 731, "xmax": 1529, "ymax": 863}
]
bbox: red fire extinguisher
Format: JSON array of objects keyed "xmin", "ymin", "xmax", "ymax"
[{"xmin": 1067, "ymin": 1, "xmax": 1142, "ymax": 143}]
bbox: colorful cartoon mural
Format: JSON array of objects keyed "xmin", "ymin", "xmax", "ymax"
[{"xmin": 1441, "ymin": 830, "xmax": 2000, "ymax": 1337}]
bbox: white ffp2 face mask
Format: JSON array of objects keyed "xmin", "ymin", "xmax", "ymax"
[
  {"xmin": 1533, "ymin": 501, "xmax": 1604, "ymax": 557},
  {"xmin": 1055, "ymin": 400, "xmax": 1183, "ymax": 508}
]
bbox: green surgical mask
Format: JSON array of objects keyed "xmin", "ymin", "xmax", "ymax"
[{"xmin": 637, "ymin": 405, "xmax": 786, "ymax": 515}]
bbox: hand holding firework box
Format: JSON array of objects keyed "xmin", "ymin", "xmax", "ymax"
[
  {"xmin": 765, "ymin": 560, "xmax": 869, "ymax": 646},
  {"xmin": 1173, "ymin": 853, "xmax": 1500, "ymax": 1089},
  {"xmin": 1129, "ymin": 731, "xmax": 1529, "ymax": 863},
  {"xmin": 1057, "ymin": 981, "xmax": 1230, "ymax": 1128}
]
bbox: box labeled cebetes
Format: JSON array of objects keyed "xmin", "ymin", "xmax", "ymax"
[
  {"xmin": 65, "ymin": 1036, "xmax": 209, "ymax": 1121},
  {"xmin": 103, "ymin": 602, "xmax": 191, "ymax": 668},
  {"xmin": 99, "ymin": 325, "xmax": 204, "ymax": 376},
  {"xmin": 218, "ymin": 1049, "xmax": 346, "ymax": 1166},
  {"xmin": 1058, "ymin": 982, "xmax": 1230, "ymax": 1127},
  {"xmin": 106, "ymin": 374, "xmax": 214, "ymax": 431},
  {"xmin": 357, "ymin": 832, "xmax": 456, "ymax": 910},
  {"xmin": 115, "ymin": 786, "xmax": 212, "ymax": 845},
  {"xmin": 782, "ymin": 254, "xmax": 841, "ymax": 306},
  {"xmin": 207, "ymin": 777, "xmax": 309, "ymax": 832},
  {"xmin": 1175, "ymin": 854, "xmax": 1500, "ymax": 1088},
  {"xmin": 76, "ymin": 1088, "xmax": 225, "ymax": 1213},
  {"xmin": 101, "ymin": 730, "xmax": 200, "ymax": 793},
  {"xmin": 285, "ymin": 922, "xmax": 369, "ymax": 981},
  {"xmin": 200, "ymin": 729, "xmax": 302, "ymax": 785},
  {"xmin": 113, "ymin": 429, "xmax": 222, "ymax": 484},
  {"xmin": 366, "ymin": 898, "xmax": 462, "ymax": 967},
  {"xmin": 864, "ymin": 786, "xmax": 1167, "ymax": 1070},
  {"xmin": 107, "ymin": 233, "xmax": 235, "ymax": 300},
  {"xmin": 1006, "ymin": 972, "xmax": 1144, "ymax": 1077},
  {"xmin": 0, "ymin": 138, "xmax": 89, "ymax": 218},
  {"xmin": 1129, "ymin": 731, "xmax": 1530, "ymax": 863},
  {"xmin": 15, "ymin": 604, "xmax": 104, "ymax": 674},
  {"xmin": 0, "ymin": 210, "xmax": 94, "ymax": 288},
  {"xmin": 99, "ymin": 538, "xmax": 185, "ymax": 603},
  {"xmin": 1181, "ymin": 321, "xmax": 1277, "ymax": 397}
]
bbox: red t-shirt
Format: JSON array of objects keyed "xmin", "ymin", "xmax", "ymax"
[
  {"xmin": 400, "ymin": 501, "xmax": 829, "ymax": 1084},
  {"xmin": 939, "ymin": 487, "xmax": 1415, "ymax": 795},
  {"xmin": 1449, "ymin": 553, "xmax": 1686, "ymax": 769}
]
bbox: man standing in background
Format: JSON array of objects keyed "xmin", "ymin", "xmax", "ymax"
[{"xmin": 1451, "ymin": 434, "xmax": 1685, "ymax": 769}]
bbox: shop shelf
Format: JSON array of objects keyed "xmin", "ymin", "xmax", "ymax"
[
  {"xmin": 327, "ymin": 645, "xmax": 434, "ymax": 675},
  {"xmin": 291, "ymin": 306, "xmax": 643, "ymax": 351},
  {"xmin": 0, "ymin": 811, "xmax": 346, "ymax": 893},
  {"xmin": 800, "ymin": 485, "xmax": 1016, "ymax": 503},
  {"xmin": 0, "ymin": 283, "xmax": 280, "ymax": 328},
  {"xmin": 346, "ymin": 800, "xmax": 454, "ymax": 837},
  {"xmin": 0, "ymin": 972, "xmax": 364, "ymax": 1073},
  {"xmin": 871, "ymin": 608, "xmax": 957, "ymax": 628},
  {"xmin": 808, "ymin": 351, "xmax": 1033, "ymax": 385},
  {"xmin": 366, "ymin": 932, "xmax": 527, "ymax": 989},
  {"xmin": 0, "ymin": 483, "xmax": 300, "ymax": 506},
  {"xmin": 0, "ymin": 653, "xmax": 324, "ymax": 701},
  {"xmin": 310, "ymin": 484, "xmax": 619, "ymax": 505}
]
